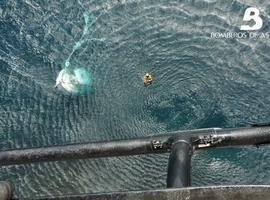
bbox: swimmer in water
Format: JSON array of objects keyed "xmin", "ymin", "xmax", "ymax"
[{"xmin": 144, "ymin": 72, "xmax": 152, "ymax": 86}]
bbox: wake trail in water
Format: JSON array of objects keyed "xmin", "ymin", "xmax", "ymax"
[
  {"xmin": 64, "ymin": 12, "xmax": 92, "ymax": 69},
  {"xmin": 64, "ymin": 12, "xmax": 106, "ymax": 70},
  {"xmin": 55, "ymin": 11, "xmax": 107, "ymax": 95}
]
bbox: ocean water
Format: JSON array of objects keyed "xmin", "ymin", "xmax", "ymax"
[{"xmin": 1, "ymin": 0, "xmax": 270, "ymax": 198}]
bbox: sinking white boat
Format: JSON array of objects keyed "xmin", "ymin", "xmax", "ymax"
[{"xmin": 55, "ymin": 68, "xmax": 92, "ymax": 95}]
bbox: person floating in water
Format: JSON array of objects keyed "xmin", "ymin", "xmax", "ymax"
[{"xmin": 144, "ymin": 72, "xmax": 153, "ymax": 86}]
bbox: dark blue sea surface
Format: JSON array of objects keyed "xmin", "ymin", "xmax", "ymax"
[{"xmin": 1, "ymin": 0, "xmax": 270, "ymax": 198}]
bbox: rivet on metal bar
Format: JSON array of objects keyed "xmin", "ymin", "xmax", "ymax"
[
  {"xmin": 152, "ymin": 140, "xmax": 163, "ymax": 150},
  {"xmin": 194, "ymin": 134, "xmax": 225, "ymax": 148}
]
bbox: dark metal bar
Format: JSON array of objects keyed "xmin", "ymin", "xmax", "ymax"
[
  {"xmin": 0, "ymin": 182, "xmax": 12, "ymax": 200},
  {"xmin": 0, "ymin": 126, "xmax": 269, "ymax": 166},
  {"xmin": 192, "ymin": 127, "xmax": 270, "ymax": 149},
  {"xmin": 33, "ymin": 186, "xmax": 270, "ymax": 200},
  {"xmin": 166, "ymin": 141, "xmax": 193, "ymax": 188},
  {"xmin": 0, "ymin": 137, "xmax": 169, "ymax": 166}
]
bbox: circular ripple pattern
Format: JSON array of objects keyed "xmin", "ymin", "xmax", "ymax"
[{"xmin": 1, "ymin": 0, "xmax": 270, "ymax": 198}]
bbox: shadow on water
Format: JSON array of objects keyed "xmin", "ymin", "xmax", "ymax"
[
  {"xmin": 198, "ymin": 107, "xmax": 228, "ymax": 128},
  {"xmin": 149, "ymin": 94, "xmax": 198, "ymax": 130}
]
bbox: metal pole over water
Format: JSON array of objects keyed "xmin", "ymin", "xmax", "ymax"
[
  {"xmin": 0, "ymin": 125, "xmax": 270, "ymax": 199},
  {"xmin": 0, "ymin": 126, "xmax": 269, "ymax": 166},
  {"xmin": 0, "ymin": 124, "xmax": 270, "ymax": 196},
  {"xmin": 167, "ymin": 141, "xmax": 193, "ymax": 188}
]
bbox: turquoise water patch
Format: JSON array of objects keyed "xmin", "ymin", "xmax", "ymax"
[{"xmin": 73, "ymin": 67, "xmax": 93, "ymax": 94}]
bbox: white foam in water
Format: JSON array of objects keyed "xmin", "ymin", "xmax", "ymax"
[
  {"xmin": 56, "ymin": 68, "xmax": 92, "ymax": 95},
  {"xmin": 55, "ymin": 69, "xmax": 77, "ymax": 93}
]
